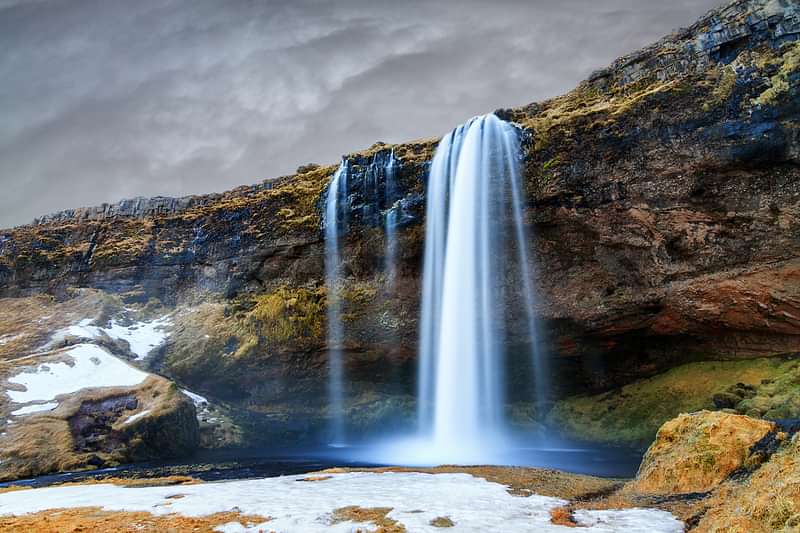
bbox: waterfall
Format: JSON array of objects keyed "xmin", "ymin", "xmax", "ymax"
[
  {"xmin": 415, "ymin": 113, "xmax": 545, "ymax": 461},
  {"xmin": 324, "ymin": 160, "xmax": 349, "ymax": 446},
  {"xmin": 384, "ymin": 150, "xmax": 399, "ymax": 288},
  {"xmin": 324, "ymin": 116, "xmax": 545, "ymax": 464},
  {"xmin": 324, "ymin": 150, "xmax": 401, "ymax": 446}
]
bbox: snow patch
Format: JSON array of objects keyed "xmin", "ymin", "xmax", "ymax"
[
  {"xmin": 102, "ymin": 315, "xmax": 172, "ymax": 360},
  {"xmin": 181, "ymin": 389, "xmax": 208, "ymax": 407},
  {"xmin": 49, "ymin": 315, "xmax": 172, "ymax": 360},
  {"xmin": 10, "ymin": 402, "xmax": 58, "ymax": 416},
  {"xmin": 6, "ymin": 344, "xmax": 148, "ymax": 403},
  {"xmin": 0, "ymin": 472, "xmax": 683, "ymax": 532},
  {"xmin": 123, "ymin": 410, "xmax": 151, "ymax": 425},
  {"xmin": 0, "ymin": 333, "xmax": 21, "ymax": 346}
]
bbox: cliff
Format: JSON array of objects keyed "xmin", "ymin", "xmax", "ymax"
[{"xmin": 0, "ymin": 0, "xmax": 799, "ymax": 451}]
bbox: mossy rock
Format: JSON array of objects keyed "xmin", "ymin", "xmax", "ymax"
[{"xmin": 547, "ymin": 357, "xmax": 796, "ymax": 449}]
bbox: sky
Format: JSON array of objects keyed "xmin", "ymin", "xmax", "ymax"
[{"xmin": 0, "ymin": 0, "xmax": 721, "ymax": 228}]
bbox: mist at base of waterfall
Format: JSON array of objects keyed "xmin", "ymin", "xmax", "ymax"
[{"xmin": 317, "ymin": 431, "xmax": 643, "ymax": 478}]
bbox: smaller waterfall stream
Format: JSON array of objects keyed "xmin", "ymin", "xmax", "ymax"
[
  {"xmin": 324, "ymin": 150, "xmax": 402, "ymax": 447},
  {"xmin": 383, "ymin": 150, "xmax": 399, "ymax": 289},
  {"xmin": 324, "ymin": 160, "xmax": 350, "ymax": 446}
]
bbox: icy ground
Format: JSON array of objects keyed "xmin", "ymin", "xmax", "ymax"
[
  {"xmin": 0, "ymin": 471, "xmax": 683, "ymax": 533},
  {"xmin": 50, "ymin": 314, "xmax": 172, "ymax": 359},
  {"xmin": 6, "ymin": 343, "xmax": 148, "ymax": 414}
]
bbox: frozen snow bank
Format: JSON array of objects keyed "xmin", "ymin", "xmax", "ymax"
[
  {"xmin": 122, "ymin": 409, "xmax": 151, "ymax": 425},
  {"xmin": 101, "ymin": 315, "xmax": 172, "ymax": 360},
  {"xmin": 7, "ymin": 344, "xmax": 148, "ymax": 404},
  {"xmin": 181, "ymin": 389, "xmax": 208, "ymax": 406},
  {"xmin": 10, "ymin": 402, "xmax": 58, "ymax": 416},
  {"xmin": 0, "ymin": 472, "xmax": 683, "ymax": 532},
  {"xmin": 50, "ymin": 315, "xmax": 172, "ymax": 360}
]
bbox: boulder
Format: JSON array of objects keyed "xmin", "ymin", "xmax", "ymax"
[{"xmin": 630, "ymin": 410, "xmax": 775, "ymax": 495}]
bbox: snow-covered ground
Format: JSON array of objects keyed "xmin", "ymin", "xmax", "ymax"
[
  {"xmin": 122, "ymin": 409, "xmax": 151, "ymax": 425},
  {"xmin": 0, "ymin": 472, "xmax": 683, "ymax": 533},
  {"xmin": 9, "ymin": 402, "xmax": 58, "ymax": 416},
  {"xmin": 50, "ymin": 315, "xmax": 172, "ymax": 360},
  {"xmin": 0, "ymin": 333, "xmax": 21, "ymax": 346},
  {"xmin": 6, "ymin": 344, "xmax": 148, "ymax": 408},
  {"xmin": 181, "ymin": 388, "xmax": 208, "ymax": 407}
]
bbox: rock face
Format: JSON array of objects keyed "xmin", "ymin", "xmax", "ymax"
[
  {"xmin": 0, "ymin": 375, "xmax": 199, "ymax": 482},
  {"xmin": 631, "ymin": 410, "xmax": 775, "ymax": 494},
  {"xmin": 0, "ymin": 0, "xmax": 799, "ymax": 448},
  {"xmin": 569, "ymin": 411, "xmax": 800, "ymax": 532},
  {"xmin": 0, "ymin": 292, "xmax": 200, "ymax": 482}
]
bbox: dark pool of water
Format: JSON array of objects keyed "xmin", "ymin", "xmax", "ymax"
[{"xmin": 0, "ymin": 441, "xmax": 643, "ymax": 490}]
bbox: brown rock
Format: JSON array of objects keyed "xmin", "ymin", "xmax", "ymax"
[{"xmin": 630, "ymin": 410, "xmax": 775, "ymax": 495}]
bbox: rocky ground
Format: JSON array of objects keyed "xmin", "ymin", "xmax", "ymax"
[
  {"xmin": 0, "ymin": 410, "xmax": 796, "ymax": 532},
  {"xmin": 0, "ymin": 290, "xmax": 234, "ymax": 481}
]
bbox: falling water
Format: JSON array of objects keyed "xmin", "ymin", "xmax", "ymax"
[
  {"xmin": 325, "ymin": 115, "xmax": 546, "ymax": 464},
  {"xmin": 414, "ymin": 113, "xmax": 545, "ymax": 461},
  {"xmin": 384, "ymin": 150, "xmax": 399, "ymax": 288},
  {"xmin": 324, "ymin": 160, "xmax": 350, "ymax": 446}
]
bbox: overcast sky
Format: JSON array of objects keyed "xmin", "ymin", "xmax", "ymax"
[{"xmin": 0, "ymin": 0, "xmax": 721, "ymax": 228}]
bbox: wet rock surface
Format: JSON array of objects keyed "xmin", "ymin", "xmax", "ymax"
[{"xmin": 69, "ymin": 395, "xmax": 139, "ymax": 454}]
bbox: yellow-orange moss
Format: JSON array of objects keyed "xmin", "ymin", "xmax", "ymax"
[
  {"xmin": 331, "ymin": 506, "xmax": 405, "ymax": 533},
  {"xmin": 248, "ymin": 285, "xmax": 326, "ymax": 345},
  {"xmin": 0, "ymin": 508, "xmax": 269, "ymax": 533}
]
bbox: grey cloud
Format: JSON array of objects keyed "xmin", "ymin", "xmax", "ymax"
[{"xmin": 0, "ymin": 0, "xmax": 721, "ymax": 228}]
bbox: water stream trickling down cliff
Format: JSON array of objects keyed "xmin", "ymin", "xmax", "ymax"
[
  {"xmin": 324, "ymin": 160, "xmax": 349, "ymax": 446},
  {"xmin": 324, "ymin": 150, "xmax": 403, "ymax": 446}
]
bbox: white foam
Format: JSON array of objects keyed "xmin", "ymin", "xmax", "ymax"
[
  {"xmin": 0, "ymin": 472, "xmax": 683, "ymax": 532},
  {"xmin": 6, "ymin": 344, "xmax": 148, "ymax": 403},
  {"xmin": 10, "ymin": 402, "xmax": 58, "ymax": 416}
]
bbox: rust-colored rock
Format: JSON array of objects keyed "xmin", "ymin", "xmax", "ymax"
[{"xmin": 631, "ymin": 410, "xmax": 775, "ymax": 495}]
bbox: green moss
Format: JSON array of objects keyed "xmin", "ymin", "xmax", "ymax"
[
  {"xmin": 547, "ymin": 358, "xmax": 795, "ymax": 448},
  {"xmin": 340, "ymin": 281, "xmax": 378, "ymax": 321},
  {"xmin": 526, "ymin": 77, "xmax": 686, "ymax": 152},
  {"xmin": 733, "ymin": 360, "xmax": 800, "ymax": 419},
  {"xmin": 265, "ymin": 165, "xmax": 336, "ymax": 232},
  {"xmin": 703, "ymin": 66, "xmax": 737, "ymax": 112},
  {"xmin": 756, "ymin": 42, "xmax": 800, "ymax": 106}
]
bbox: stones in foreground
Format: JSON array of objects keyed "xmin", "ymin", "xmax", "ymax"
[
  {"xmin": 632, "ymin": 410, "xmax": 776, "ymax": 494},
  {"xmin": 570, "ymin": 410, "xmax": 800, "ymax": 532}
]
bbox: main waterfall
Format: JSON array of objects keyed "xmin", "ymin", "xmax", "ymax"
[
  {"xmin": 414, "ymin": 113, "xmax": 543, "ymax": 462},
  {"xmin": 325, "ymin": 114, "xmax": 545, "ymax": 465}
]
